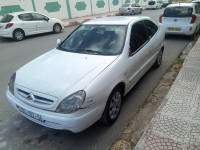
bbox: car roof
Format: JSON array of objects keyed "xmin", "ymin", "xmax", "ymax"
[
  {"xmin": 167, "ymin": 3, "xmax": 196, "ymax": 8},
  {"xmin": 7, "ymin": 11, "xmax": 38, "ymax": 16},
  {"xmin": 83, "ymin": 16, "xmax": 150, "ymax": 25},
  {"xmin": 192, "ymin": 1, "xmax": 200, "ymax": 3}
]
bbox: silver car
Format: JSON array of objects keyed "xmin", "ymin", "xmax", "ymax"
[{"xmin": 119, "ymin": 3, "xmax": 142, "ymax": 15}]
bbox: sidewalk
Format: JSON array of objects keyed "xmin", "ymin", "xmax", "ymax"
[{"xmin": 135, "ymin": 37, "xmax": 200, "ymax": 149}]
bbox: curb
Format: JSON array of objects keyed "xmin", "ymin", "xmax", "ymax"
[{"xmin": 63, "ymin": 12, "xmax": 120, "ymax": 27}]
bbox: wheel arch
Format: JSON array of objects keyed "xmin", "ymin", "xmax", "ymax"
[{"xmin": 13, "ymin": 28, "xmax": 25, "ymax": 36}]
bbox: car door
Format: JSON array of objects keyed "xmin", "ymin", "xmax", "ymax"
[
  {"xmin": 143, "ymin": 20, "xmax": 160, "ymax": 61},
  {"xmin": 135, "ymin": 4, "xmax": 140, "ymax": 13},
  {"xmin": 31, "ymin": 13, "xmax": 52, "ymax": 33},
  {"xmin": 18, "ymin": 13, "xmax": 37, "ymax": 35},
  {"xmin": 126, "ymin": 20, "xmax": 153, "ymax": 90}
]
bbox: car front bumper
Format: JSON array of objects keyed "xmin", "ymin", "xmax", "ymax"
[{"xmin": 6, "ymin": 89, "xmax": 104, "ymax": 133}]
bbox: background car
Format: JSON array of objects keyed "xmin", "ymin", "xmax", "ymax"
[
  {"xmin": 162, "ymin": 0, "xmax": 172, "ymax": 7},
  {"xmin": 6, "ymin": 16, "xmax": 165, "ymax": 133},
  {"xmin": 119, "ymin": 3, "xmax": 142, "ymax": 15},
  {"xmin": 146, "ymin": 0, "xmax": 162, "ymax": 9},
  {"xmin": 0, "ymin": 11, "xmax": 64, "ymax": 41},
  {"xmin": 159, "ymin": 3, "xmax": 200, "ymax": 38},
  {"xmin": 192, "ymin": 0, "xmax": 200, "ymax": 12}
]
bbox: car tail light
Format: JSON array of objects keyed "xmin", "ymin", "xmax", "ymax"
[
  {"xmin": 159, "ymin": 14, "xmax": 163, "ymax": 23},
  {"xmin": 5, "ymin": 23, "xmax": 14, "ymax": 29},
  {"xmin": 190, "ymin": 14, "xmax": 197, "ymax": 24},
  {"xmin": 189, "ymin": 27, "xmax": 192, "ymax": 31}
]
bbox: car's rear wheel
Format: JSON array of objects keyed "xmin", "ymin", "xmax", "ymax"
[
  {"xmin": 53, "ymin": 24, "xmax": 61, "ymax": 33},
  {"xmin": 153, "ymin": 49, "xmax": 163, "ymax": 68},
  {"xmin": 101, "ymin": 87, "xmax": 122, "ymax": 125},
  {"xmin": 139, "ymin": 9, "xmax": 142, "ymax": 14},
  {"xmin": 131, "ymin": 11, "xmax": 134, "ymax": 15},
  {"xmin": 13, "ymin": 29, "xmax": 24, "ymax": 41}
]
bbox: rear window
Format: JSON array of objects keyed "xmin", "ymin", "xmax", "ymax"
[
  {"xmin": 163, "ymin": 7, "xmax": 193, "ymax": 17},
  {"xmin": 0, "ymin": 15, "xmax": 14, "ymax": 23},
  {"xmin": 148, "ymin": 1, "xmax": 156, "ymax": 5}
]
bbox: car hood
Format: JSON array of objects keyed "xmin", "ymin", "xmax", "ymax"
[{"xmin": 16, "ymin": 49, "xmax": 118, "ymax": 99}]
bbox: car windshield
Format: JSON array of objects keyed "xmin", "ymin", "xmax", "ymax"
[
  {"xmin": 163, "ymin": 7, "xmax": 193, "ymax": 17},
  {"xmin": 58, "ymin": 25, "xmax": 127, "ymax": 55},
  {"xmin": 0, "ymin": 15, "xmax": 14, "ymax": 23},
  {"xmin": 122, "ymin": 4, "xmax": 131, "ymax": 7}
]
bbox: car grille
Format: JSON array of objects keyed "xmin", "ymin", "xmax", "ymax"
[{"xmin": 17, "ymin": 88, "xmax": 54, "ymax": 105}]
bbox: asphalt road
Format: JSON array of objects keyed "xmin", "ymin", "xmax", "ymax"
[{"xmin": 0, "ymin": 8, "xmax": 191, "ymax": 150}]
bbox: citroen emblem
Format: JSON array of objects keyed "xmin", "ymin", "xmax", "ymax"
[{"xmin": 27, "ymin": 92, "xmax": 36, "ymax": 102}]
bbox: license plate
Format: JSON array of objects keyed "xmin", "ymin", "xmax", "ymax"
[
  {"xmin": 16, "ymin": 105, "xmax": 45, "ymax": 123},
  {"xmin": 168, "ymin": 28, "xmax": 181, "ymax": 31}
]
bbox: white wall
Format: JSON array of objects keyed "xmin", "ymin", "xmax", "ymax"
[{"xmin": 0, "ymin": 0, "xmax": 148, "ymax": 20}]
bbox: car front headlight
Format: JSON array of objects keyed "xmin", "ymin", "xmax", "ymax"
[
  {"xmin": 56, "ymin": 90, "xmax": 86, "ymax": 114},
  {"xmin": 8, "ymin": 72, "xmax": 16, "ymax": 95}
]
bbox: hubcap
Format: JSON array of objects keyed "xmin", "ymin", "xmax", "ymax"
[
  {"xmin": 109, "ymin": 91, "xmax": 121, "ymax": 119},
  {"xmin": 55, "ymin": 25, "xmax": 61, "ymax": 32},
  {"xmin": 15, "ymin": 31, "xmax": 23, "ymax": 40}
]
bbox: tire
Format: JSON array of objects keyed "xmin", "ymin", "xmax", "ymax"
[
  {"xmin": 139, "ymin": 9, "xmax": 142, "ymax": 14},
  {"xmin": 53, "ymin": 24, "xmax": 61, "ymax": 33},
  {"xmin": 13, "ymin": 29, "xmax": 24, "ymax": 41},
  {"xmin": 101, "ymin": 87, "xmax": 122, "ymax": 125},
  {"xmin": 130, "ymin": 11, "xmax": 134, "ymax": 15},
  {"xmin": 153, "ymin": 49, "xmax": 163, "ymax": 68},
  {"xmin": 190, "ymin": 28, "xmax": 198, "ymax": 40}
]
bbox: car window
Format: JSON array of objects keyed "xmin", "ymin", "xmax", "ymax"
[
  {"xmin": 58, "ymin": 25, "xmax": 127, "ymax": 56},
  {"xmin": 143, "ymin": 20, "xmax": 158, "ymax": 38},
  {"xmin": 129, "ymin": 21, "xmax": 149, "ymax": 55},
  {"xmin": 131, "ymin": 4, "xmax": 136, "ymax": 7},
  {"xmin": 0, "ymin": 15, "xmax": 14, "ymax": 23},
  {"xmin": 148, "ymin": 1, "xmax": 156, "ymax": 5},
  {"xmin": 31, "ymin": 13, "xmax": 47, "ymax": 20},
  {"xmin": 18, "ymin": 13, "xmax": 32, "ymax": 21},
  {"xmin": 163, "ymin": 7, "xmax": 193, "ymax": 17},
  {"xmin": 122, "ymin": 4, "xmax": 131, "ymax": 7}
]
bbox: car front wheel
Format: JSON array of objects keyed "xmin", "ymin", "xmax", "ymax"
[
  {"xmin": 13, "ymin": 29, "xmax": 24, "ymax": 41},
  {"xmin": 101, "ymin": 87, "xmax": 122, "ymax": 125},
  {"xmin": 53, "ymin": 24, "xmax": 61, "ymax": 33}
]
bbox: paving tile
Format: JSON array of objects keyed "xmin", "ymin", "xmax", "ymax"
[
  {"xmin": 135, "ymin": 133, "xmax": 183, "ymax": 150},
  {"xmin": 178, "ymin": 67, "xmax": 200, "ymax": 83},
  {"xmin": 160, "ymin": 100, "xmax": 190, "ymax": 119},
  {"xmin": 167, "ymin": 87, "xmax": 196, "ymax": 103},
  {"xmin": 152, "ymin": 115, "xmax": 188, "ymax": 142}
]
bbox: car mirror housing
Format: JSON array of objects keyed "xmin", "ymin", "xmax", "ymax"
[
  {"xmin": 57, "ymin": 39, "xmax": 61, "ymax": 45},
  {"xmin": 45, "ymin": 17, "xmax": 49, "ymax": 22}
]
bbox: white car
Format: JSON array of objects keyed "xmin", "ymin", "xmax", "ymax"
[
  {"xmin": 119, "ymin": 3, "xmax": 142, "ymax": 15},
  {"xmin": 0, "ymin": 11, "xmax": 64, "ymax": 41},
  {"xmin": 146, "ymin": 0, "xmax": 162, "ymax": 9},
  {"xmin": 6, "ymin": 16, "xmax": 165, "ymax": 133},
  {"xmin": 159, "ymin": 3, "xmax": 200, "ymax": 37}
]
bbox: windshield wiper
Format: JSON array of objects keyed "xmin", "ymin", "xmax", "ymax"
[{"xmin": 81, "ymin": 49, "xmax": 103, "ymax": 55}]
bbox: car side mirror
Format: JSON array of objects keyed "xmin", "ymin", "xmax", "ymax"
[
  {"xmin": 57, "ymin": 39, "xmax": 61, "ymax": 45},
  {"xmin": 45, "ymin": 17, "xmax": 49, "ymax": 22}
]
